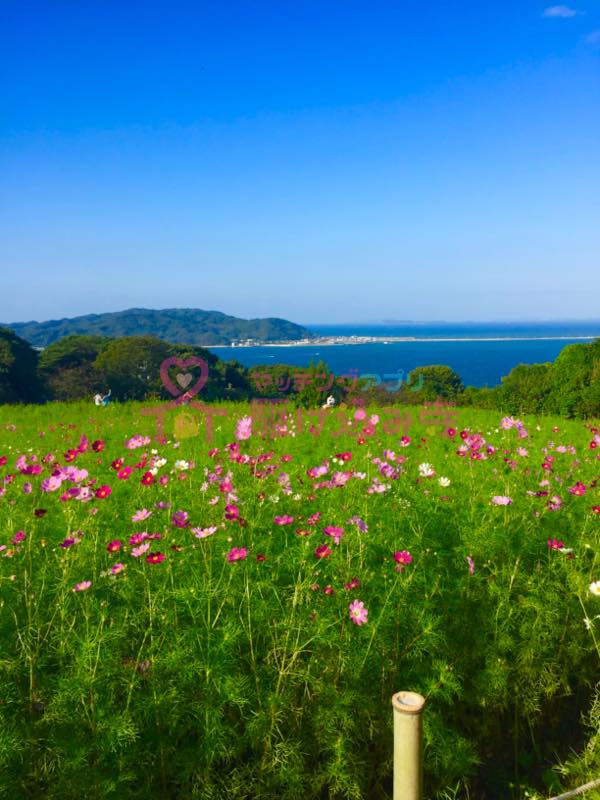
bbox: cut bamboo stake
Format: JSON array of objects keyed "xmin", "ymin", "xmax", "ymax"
[{"xmin": 392, "ymin": 691, "xmax": 426, "ymax": 800}]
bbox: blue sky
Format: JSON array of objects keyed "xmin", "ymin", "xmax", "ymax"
[{"xmin": 1, "ymin": 0, "xmax": 599, "ymax": 324}]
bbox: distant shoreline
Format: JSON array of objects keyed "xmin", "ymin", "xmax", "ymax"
[{"xmin": 210, "ymin": 335, "xmax": 598, "ymax": 348}]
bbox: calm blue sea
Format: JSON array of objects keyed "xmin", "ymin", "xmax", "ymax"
[{"xmin": 209, "ymin": 321, "xmax": 600, "ymax": 388}]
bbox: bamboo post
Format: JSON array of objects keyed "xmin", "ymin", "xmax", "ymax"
[{"xmin": 392, "ymin": 691, "xmax": 426, "ymax": 800}]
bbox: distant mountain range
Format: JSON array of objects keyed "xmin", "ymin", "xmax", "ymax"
[{"xmin": 5, "ymin": 308, "xmax": 315, "ymax": 347}]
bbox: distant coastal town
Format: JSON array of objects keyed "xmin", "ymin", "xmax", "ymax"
[{"xmin": 215, "ymin": 334, "xmax": 598, "ymax": 348}]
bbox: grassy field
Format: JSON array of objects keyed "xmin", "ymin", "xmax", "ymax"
[{"xmin": 0, "ymin": 399, "xmax": 598, "ymax": 799}]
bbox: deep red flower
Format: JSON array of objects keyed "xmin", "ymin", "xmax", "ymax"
[
  {"xmin": 314, "ymin": 544, "xmax": 332, "ymax": 559},
  {"xmin": 111, "ymin": 458, "xmax": 124, "ymax": 471},
  {"xmin": 92, "ymin": 440, "xmax": 105, "ymax": 452},
  {"xmin": 146, "ymin": 552, "xmax": 165, "ymax": 564},
  {"xmin": 107, "ymin": 540, "xmax": 122, "ymax": 553},
  {"xmin": 141, "ymin": 472, "xmax": 155, "ymax": 485}
]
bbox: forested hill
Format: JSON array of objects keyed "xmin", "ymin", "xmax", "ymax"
[{"xmin": 6, "ymin": 308, "xmax": 314, "ymax": 347}]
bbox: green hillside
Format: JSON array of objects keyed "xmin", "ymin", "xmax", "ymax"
[{"xmin": 6, "ymin": 307, "xmax": 314, "ymax": 347}]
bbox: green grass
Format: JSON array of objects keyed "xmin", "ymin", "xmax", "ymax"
[{"xmin": 0, "ymin": 399, "xmax": 598, "ymax": 799}]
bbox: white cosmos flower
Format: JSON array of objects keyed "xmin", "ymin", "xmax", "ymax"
[
  {"xmin": 418, "ymin": 462, "xmax": 435, "ymax": 478},
  {"xmin": 438, "ymin": 476, "xmax": 451, "ymax": 487},
  {"xmin": 589, "ymin": 581, "xmax": 600, "ymax": 597}
]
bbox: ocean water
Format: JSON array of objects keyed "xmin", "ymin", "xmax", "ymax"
[{"xmin": 209, "ymin": 321, "xmax": 600, "ymax": 388}]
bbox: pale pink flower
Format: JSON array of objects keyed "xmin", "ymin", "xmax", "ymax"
[
  {"xmin": 348, "ymin": 599, "xmax": 368, "ymax": 626},
  {"xmin": 235, "ymin": 416, "xmax": 252, "ymax": 441}
]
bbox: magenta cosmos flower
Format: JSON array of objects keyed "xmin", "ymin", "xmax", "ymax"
[
  {"xmin": 172, "ymin": 510, "xmax": 189, "ymax": 528},
  {"xmin": 568, "ymin": 482, "xmax": 587, "ymax": 496},
  {"xmin": 348, "ymin": 599, "xmax": 368, "ymax": 626},
  {"xmin": 226, "ymin": 547, "xmax": 248, "ymax": 562},
  {"xmin": 95, "ymin": 485, "xmax": 112, "ymax": 499},
  {"xmin": 274, "ymin": 515, "xmax": 294, "ymax": 525},
  {"xmin": 393, "ymin": 550, "xmax": 413, "ymax": 565},
  {"xmin": 323, "ymin": 525, "xmax": 344, "ymax": 545}
]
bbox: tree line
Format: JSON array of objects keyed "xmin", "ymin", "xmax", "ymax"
[{"xmin": 0, "ymin": 327, "xmax": 598, "ymax": 418}]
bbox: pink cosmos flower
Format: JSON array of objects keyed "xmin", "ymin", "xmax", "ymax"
[
  {"xmin": 323, "ymin": 525, "xmax": 344, "ymax": 545},
  {"xmin": 72, "ymin": 581, "xmax": 92, "ymax": 592},
  {"xmin": 348, "ymin": 599, "xmax": 368, "ymax": 626},
  {"xmin": 274, "ymin": 515, "xmax": 294, "ymax": 525},
  {"xmin": 491, "ymin": 495, "xmax": 513, "ymax": 506},
  {"xmin": 568, "ymin": 482, "xmax": 587, "ymax": 496},
  {"xmin": 41, "ymin": 475, "xmax": 63, "ymax": 492},
  {"xmin": 131, "ymin": 543, "xmax": 151, "ymax": 557},
  {"xmin": 235, "ymin": 416, "xmax": 253, "ymax": 441},
  {"xmin": 129, "ymin": 532, "xmax": 149, "ymax": 545},
  {"xmin": 226, "ymin": 547, "xmax": 248, "ymax": 562},
  {"xmin": 192, "ymin": 526, "xmax": 218, "ymax": 539},
  {"xmin": 547, "ymin": 495, "xmax": 563, "ymax": 511},
  {"xmin": 466, "ymin": 556, "xmax": 475, "ymax": 575},
  {"xmin": 132, "ymin": 508, "xmax": 152, "ymax": 522},
  {"xmin": 118, "ymin": 466, "xmax": 132, "ymax": 480},
  {"xmin": 354, "ymin": 408, "xmax": 367, "ymax": 421}
]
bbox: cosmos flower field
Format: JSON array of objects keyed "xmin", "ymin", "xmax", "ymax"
[{"xmin": 0, "ymin": 400, "xmax": 599, "ymax": 799}]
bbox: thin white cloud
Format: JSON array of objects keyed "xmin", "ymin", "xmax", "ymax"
[
  {"xmin": 543, "ymin": 5, "xmax": 579, "ymax": 17},
  {"xmin": 585, "ymin": 29, "xmax": 600, "ymax": 44}
]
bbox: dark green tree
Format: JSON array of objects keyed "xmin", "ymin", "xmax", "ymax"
[
  {"xmin": 94, "ymin": 336, "xmax": 174, "ymax": 400},
  {"xmin": 498, "ymin": 362, "xmax": 552, "ymax": 415},
  {"xmin": 545, "ymin": 341, "xmax": 599, "ymax": 418},
  {"xmin": 38, "ymin": 335, "xmax": 109, "ymax": 401},
  {"xmin": 0, "ymin": 327, "xmax": 42, "ymax": 404},
  {"xmin": 404, "ymin": 364, "xmax": 464, "ymax": 402}
]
